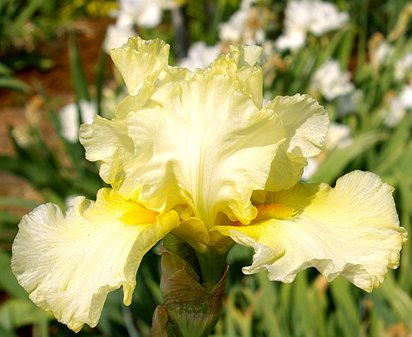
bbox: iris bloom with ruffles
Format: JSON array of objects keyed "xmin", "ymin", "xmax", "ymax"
[{"xmin": 12, "ymin": 37, "xmax": 407, "ymax": 332}]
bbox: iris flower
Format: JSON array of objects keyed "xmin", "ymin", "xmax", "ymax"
[{"xmin": 12, "ymin": 37, "xmax": 407, "ymax": 332}]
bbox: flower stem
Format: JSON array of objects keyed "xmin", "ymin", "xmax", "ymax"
[
  {"xmin": 196, "ymin": 246, "xmax": 228, "ymax": 291},
  {"xmin": 152, "ymin": 235, "xmax": 228, "ymax": 337}
]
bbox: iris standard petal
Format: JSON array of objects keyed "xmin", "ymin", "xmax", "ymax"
[
  {"xmin": 81, "ymin": 48, "xmax": 190, "ymax": 189},
  {"xmin": 11, "ymin": 189, "xmax": 179, "ymax": 332},
  {"xmin": 265, "ymin": 94, "xmax": 329, "ymax": 191},
  {"xmin": 215, "ymin": 171, "xmax": 407, "ymax": 292},
  {"xmin": 209, "ymin": 45, "xmax": 264, "ymax": 107},
  {"xmin": 126, "ymin": 72, "xmax": 282, "ymax": 226},
  {"xmin": 111, "ymin": 36, "xmax": 170, "ymax": 95}
]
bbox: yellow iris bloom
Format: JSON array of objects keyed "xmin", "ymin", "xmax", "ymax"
[{"xmin": 11, "ymin": 37, "xmax": 407, "ymax": 332}]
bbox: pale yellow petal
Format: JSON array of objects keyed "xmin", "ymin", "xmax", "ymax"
[
  {"xmin": 265, "ymin": 94, "xmax": 329, "ymax": 191},
  {"xmin": 229, "ymin": 44, "xmax": 262, "ymax": 67},
  {"xmin": 80, "ymin": 116, "xmax": 134, "ymax": 188},
  {"xmin": 208, "ymin": 45, "xmax": 263, "ymax": 107},
  {"xmin": 11, "ymin": 189, "xmax": 179, "ymax": 332},
  {"xmin": 111, "ymin": 37, "xmax": 170, "ymax": 95},
  {"xmin": 82, "ymin": 41, "xmax": 274, "ymax": 211},
  {"xmin": 125, "ymin": 72, "xmax": 281, "ymax": 226},
  {"xmin": 215, "ymin": 171, "xmax": 407, "ymax": 292},
  {"xmin": 172, "ymin": 217, "xmax": 210, "ymax": 252},
  {"xmin": 114, "ymin": 65, "xmax": 192, "ymax": 119},
  {"xmin": 80, "ymin": 70, "xmax": 191, "ymax": 190}
]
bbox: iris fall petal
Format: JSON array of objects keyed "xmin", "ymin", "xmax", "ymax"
[
  {"xmin": 215, "ymin": 171, "xmax": 407, "ymax": 292},
  {"xmin": 11, "ymin": 189, "xmax": 179, "ymax": 331}
]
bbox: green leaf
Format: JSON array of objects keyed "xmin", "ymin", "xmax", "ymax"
[
  {"xmin": 375, "ymin": 116, "xmax": 410, "ymax": 175},
  {"xmin": 330, "ymin": 278, "xmax": 361, "ymax": 337},
  {"xmin": 69, "ymin": 33, "xmax": 91, "ymax": 102},
  {"xmin": 13, "ymin": 0, "xmax": 45, "ymax": 30},
  {"xmin": 0, "ymin": 298, "xmax": 51, "ymax": 331},
  {"xmin": 337, "ymin": 26, "xmax": 356, "ymax": 69},
  {"xmin": 0, "ymin": 250, "xmax": 27, "ymax": 299},
  {"xmin": 394, "ymin": 142, "xmax": 412, "ymax": 179},
  {"xmin": 377, "ymin": 275, "xmax": 412, "ymax": 331},
  {"xmin": 253, "ymin": 274, "xmax": 285, "ymax": 337},
  {"xmin": 95, "ymin": 48, "xmax": 107, "ymax": 116},
  {"xmin": 0, "ymin": 197, "xmax": 38, "ymax": 209},
  {"xmin": 0, "ymin": 326, "xmax": 17, "ymax": 337},
  {"xmin": 0, "ymin": 77, "xmax": 31, "ymax": 93},
  {"xmin": 0, "ymin": 210, "xmax": 19, "ymax": 225},
  {"xmin": 0, "ymin": 155, "xmax": 17, "ymax": 171},
  {"xmin": 0, "ymin": 62, "xmax": 12, "ymax": 76},
  {"xmin": 309, "ymin": 131, "xmax": 386, "ymax": 184}
]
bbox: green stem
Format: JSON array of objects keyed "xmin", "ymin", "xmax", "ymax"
[
  {"xmin": 152, "ymin": 243, "xmax": 228, "ymax": 337},
  {"xmin": 196, "ymin": 247, "xmax": 228, "ymax": 291}
]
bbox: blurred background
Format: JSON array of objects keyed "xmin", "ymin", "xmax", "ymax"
[{"xmin": 1, "ymin": 0, "xmax": 412, "ymax": 336}]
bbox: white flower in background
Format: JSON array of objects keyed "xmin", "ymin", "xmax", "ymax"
[
  {"xmin": 335, "ymin": 89, "xmax": 363, "ymax": 116},
  {"xmin": 375, "ymin": 41, "xmax": 393, "ymax": 66},
  {"xmin": 325, "ymin": 123, "xmax": 352, "ymax": 149},
  {"xmin": 219, "ymin": 0, "xmax": 265, "ymax": 45},
  {"xmin": 383, "ymin": 82, "xmax": 412, "ymax": 127},
  {"xmin": 368, "ymin": 36, "xmax": 394, "ymax": 72},
  {"xmin": 104, "ymin": 0, "xmax": 180, "ymax": 52},
  {"xmin": 101, "ymin": 87, "xmax": 128, "ymax": 120},
  {"xmin": 302, "ymin": 158, "xmax": 319, "ymax": 180},
  {"xmin": 219, "ymin": 10, "xmax": 247, "ymax": 43},
  {"xmin": 311, "ymin": 59, "xmax": 354, "ymax": 100},
  {"xmin": 118, "ymin": 0, "xmax": 162, "ymax": 28},
  {"xmin": 275, "ymin": 30, "xmax": 306, "ymax": 52},
  {"xmin": 395, "ymin": 53, "xmax": 412, "ymax": 80},
  {"xmin": 179, "ymin": 42, "xmax": 221, "ymax": 71},
  {"xmin": 59, "ymin": 101, "xmax": 97, "ymax": 143},
  {"xmin": 104, "ymin": 21, "xmax": 137, "ymax": 52},
  {"xmin": 276, "ymin": 0, "xmax": 349, "ymax": 51},
  {"xmin": 119, "ymin": 0, "xmax": 179, "ymax": 28},
  {"xmin": 302, "ymin": 122, "xmax": 352, "ymax": 180}
]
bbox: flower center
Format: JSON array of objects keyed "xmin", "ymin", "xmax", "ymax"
[
  {"xmin": 254, "ymin": 203, "xmax": 297, "ymax": 222},
  {"xmin": 121, "ymin": 204, "xmax": 159, "ymax": 225},
  {"xmin": 232, "ymin": 203, "xmax": 296, "ymax": 226}
]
